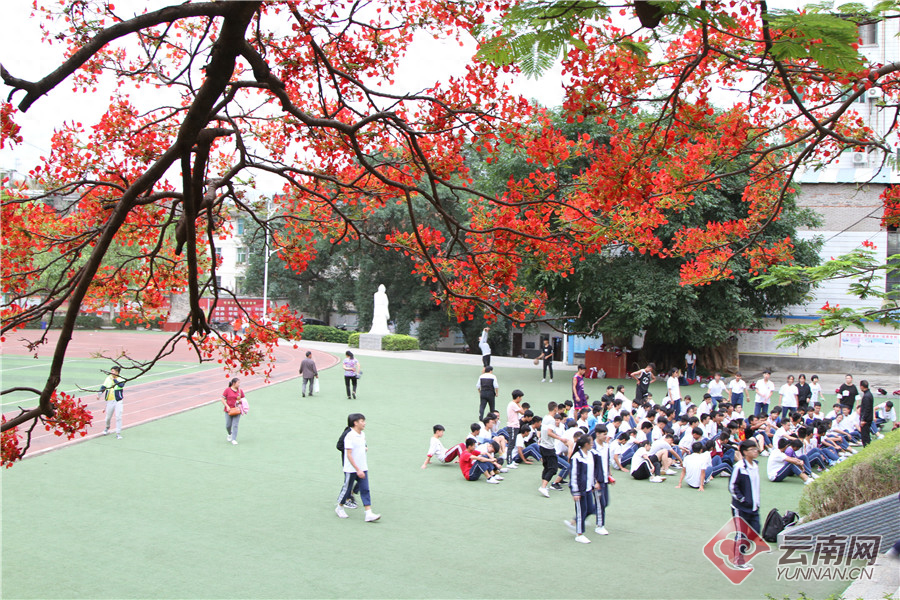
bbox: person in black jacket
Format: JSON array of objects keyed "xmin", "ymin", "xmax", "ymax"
[
  {"xmin": 859, "ymin": 380, "xmax": 874, "ymax": 447},
  {"xmin": 565, "ymin": 434, "xmax": 597, "ymax": 544},
  {"xmin": 729, "ymin": 440, "xmax": 762, "ymax": 569}
]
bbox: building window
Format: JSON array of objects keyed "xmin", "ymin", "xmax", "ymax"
[
  {"xmin": 237, "ymin": 248, "xmax": 248, "ymax": 264},
  {"xmin": 235, "ymin": 276, "xmax": 245, "ymax": 295},
  {"xmin": 237, "ymin": 218, "xmax": 245, "ymax": 236},
  {"xmin": 858, "ymin": 22, "xmax": 878, "ymax": 46}
]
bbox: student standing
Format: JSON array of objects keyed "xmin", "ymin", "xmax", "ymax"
[
  {"xmin": 505, "ymin": 390, "xmax": 526, "ymax": 463},
  {"xmin": 779, "ymin": 375, "xmax": 799, "ymax": 413},
  {"xmin": 539, "ymin": 339, "xmax": 554, "ymax": 382},
  {"xmin": 299, "ymin": 351, "xmax": 319, "ymax": 398},
  {"xmin": 666, "ymin": 368, "xmax": 683, "ymax": 417},
  {"xmin": 99, "ymin": 366, "xmax": 125, "ymax": 439},
  {"xmin": 478, "ymin": 327, "xmax": 492, "ymax": 367},
  {"xmin": 728, "ymin": 373, "xmax": 748, "ymax": 410},
  {"xmin": 754, "ymin": 370, "xmax": 774, "ymax": 416},
  {"xmin": 476, "ymin": 366, "xmax": 499, "ymax": 422},
  {"xmin": 729, "ymin": 440, "xmax": 762, "ymax": 569},
  {"xmin": 567, "ymin": 435, "xmax": 597, "ymax": 544},
  {"xmin": 219, "ymin": 377, "xmax": 245, "ymax": 445},
  {"xmin": 707, "ymin": 373, "xmax": 727, "ymax": 409},
  {"xmin": 684, "ymin": 349, "xmax": 697, "ymax": 380},
  {"xmin": 572, "ymin": 364, "xmax": 588, "ymax": 411},
  {"xmin": 336, "ymin": 413, "xmax": 381, "ymax": 521},
  {"xmin": 538, "ymin": 403, "xmax": 566, "ymax": 498},
  {"xmin": 592, "ymin": 425, "xmax": 613, "ymax": 535},
  {"xmin": 796, "ymin": 374, "xmax": 812, "ymax": 412},
  {"xmin": 630, "ymin": 363, "xmax": 656, "ymax": 402},
  {"xmin": 343, "ymin": 351, "xmax": 360, "ymax": 399},
  {"xmin": 838, "ymin": 375, "xmax": 859, "ymax": 412},
  {"xmin": 859, "ymin": 380, "xmax": 874, "ymax": 447}
]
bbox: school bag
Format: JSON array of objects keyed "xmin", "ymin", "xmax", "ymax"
[
  {"xmin": 762, "ymin": 508, "xmax": 786, "ymax": 543},
  {"xmin": 336, "ymin": 427, "xmax": 351, "ymax": 453}
]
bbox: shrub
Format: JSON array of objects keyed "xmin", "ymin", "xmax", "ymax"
[
  {"xmin": 798, "ymin": 428, "xmax": 900, "ymax": 521},
  {"xmin": 348, "ymin": 332, "xmax": 360, "ymax": 348},
  {"xmin": 382, "ymin": 334, "xmax": 419, "ymax": 351},
  {"xmin": 115, "ymin": 316, "xmax": 166, "ymax": 330},
  {"xmin": 300, "ymin": 324, "xmax": 350, "ymax": 344},
  {"xmin": 74, "ymin": 315, "xmax": 104, "ymax": 329}
]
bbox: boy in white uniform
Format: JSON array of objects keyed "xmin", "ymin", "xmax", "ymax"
[
  {"xmin": 422, "ymin": 424, "xmax": 463, "ymax": 468},
  {"xmin": 754, "ymin": 370, "xmax": 775, "ymax": 416},
  {"xmin": 707, "ymin": 373, "xmax": 727, "ymax": 408},
  {"xmin": 779, "ymin": 375, "xmax": 799, "ymax": 412},
  {"xmin": 336, "ymin": 413, "xmax": 381, "ymax": 521}
]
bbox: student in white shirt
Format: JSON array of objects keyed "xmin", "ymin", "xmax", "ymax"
[
  {"xmin": 676, "ymin": 442, "xmax": 728, "ymax": 490},
  {"xmin": 697, "ymin": 393, "xmax": 714, "ymax": 420},
  {"xmin": 707, "ymin": 373, "xmax": 727, "ymax": 408},
  {"xmin": 666, "ymin": 368, "xmax": 683, "ymax": 416},
  {"xmin": 754, "ymin": 370, "xmax": 775, "ymax": 416},
  {"xmin": 728, "ymin": 372, "xmax": 748, "ymax": 410},
  {"xmin": 767, "ymin": 438, "xmax": 812, "ymax": 484},
  {"xmin": 809, "ymin": 375, "xmax": 825, "ymax": 406},
  {"xmin": 630, "ymin": 439, "xmax": 665, "ymax": 483},
  {"xmin": 421, "ymin": 424, "xmax": 463, "ymax": 468},
  {"xmin": 779, "ymin": 375, "xmax": 799, "ymax": 411}
]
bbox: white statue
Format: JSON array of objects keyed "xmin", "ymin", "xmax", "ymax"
[{"xmin": 369, "ymin": 284, "xmax": 390, "ymax": 335}]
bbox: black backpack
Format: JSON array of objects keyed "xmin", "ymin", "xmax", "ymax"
[
  {"xmin": 762, "ymin": 508, "xmax": 785, "ymax": 543},
  {"xmin": 336, "ymin": 427, "xmax": 351, "ymax": 453}
]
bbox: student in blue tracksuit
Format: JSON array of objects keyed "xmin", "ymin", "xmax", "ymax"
[
  {"xmin": 566, "ymin": 435, "xmax": 597, "ymax": 544},
  {"xmin": 728, "ymin": 440, "xmax": 761, "ymax": 569},
  {"xmin": 592, "ymin": 425, "xmax": 613, "ymax": 535}
]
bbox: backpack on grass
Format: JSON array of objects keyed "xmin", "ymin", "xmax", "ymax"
[{"xmin": 762, "ymin": 508, "xmax": 786, "ymax": 543}]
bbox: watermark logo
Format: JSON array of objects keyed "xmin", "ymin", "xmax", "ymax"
[
  {"xmin": 776, "ymin": 534, "xmax": 881, "ymax": 581},
  {"xmin": 703, "ymin": 517, "xmax": 771, "ymax": 584}
]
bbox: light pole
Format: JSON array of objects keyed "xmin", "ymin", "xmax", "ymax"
[{"xmin": 261, "ymin": 196, "xmax": 272, "ymax": 323}]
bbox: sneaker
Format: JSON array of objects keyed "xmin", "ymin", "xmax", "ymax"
[
  {"xmin": 507, "ymin": 462, "xmax": 518, "ymax": 469},
  {"xmin": 352, "ymin": 392, "xmax": 357, "ymax": 399},
  {"xmin": 760, "ymin": 450, "xmax": 770, "ymax": 457},
  {"xmin": 499, "ymin": 467, "xmax": 509, "ymax": 473},
  {"xmin": 549, "ymin": 379, "xmax": 553, "ymax": 383},
  {"xmin": 733, "ymin": 562, "xmax": 753, "ymax": 570},
  {"xmin": 335, "ymin": 506, "xmax": 349, "ymax": 519},
  {"xmin": 538, "ymin": 486, "xmax": 550, "ymax": 498},
  {"xmin": 302, "ymin": 392, "xmax": 306, "ymax": 398},
  {"xmin": 493, "ymin": 475, "xmax": 504, "ymax": 481},
  {"xmin": 664, "ymin": 469, "xmax": 677, "ymax": 475},
  {"xmin": 231, "ymin": 439, "xmax": 238, "ymax": 445},
  {"xmin": 364, "ymin": 512, "xmax": 381, "ymax": 522},
  {"xmin": 343, "ymin": 498, "xmax": 358, "ymax": 509},
  {"xmin": 595, "ymin": 526, "xmax": 609, "ymax": 535},
  {"xmin": 486, "ymin": 476, "xmax": 500, "ymax": 484},
  {"xmin": 719, "ymin": 471, "xmax": 731, "ymax": 478},
  {"xmin": 550, "ymin": 482, "xmax": 563, "ymax": 491},
  {"xmin": 649, "ymin": 476, "xmax": 664, "ymax": 483},
  {"xmin": 876, "ymin": 433, "xmax": 884, "ymax": 439},
  {"xmin": 574, "ymin": 535, "xmax": 591, "ymax": 544},
  {"xmin": 563, "ymin": 520, "xmax": 576, "ymax": 534},
  {"xmin": 227, "ymin": 435, "xmax": 232, "ymax": 442},
  {"xmin": 804, "ymin": 478, "xmax": 813, "ymax": 485},
  {"xmin": 116, "ymin": 434, "xmax": 123, "ymax": 440},
  {"xmin": 347, "ymin": 396, "xmax": 352, "ymax": 400},
  {"xmin": 541, "ymin": 378, "xmax": 546, "ymax": 383},
  {"xmin": 102, "ymin": 429, "xmax": 109, "ymax": 436}
]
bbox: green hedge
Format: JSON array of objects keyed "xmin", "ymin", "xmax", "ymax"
[
  {"xmin": 24, "ymin": 314, "xmax": 105, "ymax": 329},
  {"xmin": 383, "ymin": 334, "xmax": 419, "ymax": 351},
  {"xmin": 300, "ymin": 324, "xmax": 350, "ymax": 344},
  {"xmin": 798, "ymin": 428, "xmax": 900, "ymax": 521},
  {"xmin": 348, "ymin": 332, "xmax": 360, "ymax": 348}
]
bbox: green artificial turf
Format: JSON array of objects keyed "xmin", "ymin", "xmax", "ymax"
[{"xmin": 1, "ymin": 354, "xmax": 854, "ymax": 599}]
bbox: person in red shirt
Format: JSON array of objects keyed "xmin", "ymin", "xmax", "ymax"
[{"xmin": 459, "ymin": 439, "xmax": 503, "ymax": 484}]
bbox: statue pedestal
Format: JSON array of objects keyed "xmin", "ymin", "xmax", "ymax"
[{"xmin": 359, "ymin": 333, "xmax": 384, "ymax": 350}]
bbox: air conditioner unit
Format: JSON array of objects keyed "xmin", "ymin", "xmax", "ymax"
[
  {"xmin": 867, "ymin": 87, "xmax": 883, "ymax": 99},
  {"xmin": 852, "ymin": 151, "xmax": 867, "ymax": 165}
]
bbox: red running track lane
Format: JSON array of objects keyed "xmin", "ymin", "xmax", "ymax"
[{"xmin": 1, "ymin": 330, "xmax": 339, "ymax": 458}]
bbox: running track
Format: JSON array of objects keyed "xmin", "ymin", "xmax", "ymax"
[{"xmin": 1, "ymin": 330, "xmax": 339, "ymax": 458}]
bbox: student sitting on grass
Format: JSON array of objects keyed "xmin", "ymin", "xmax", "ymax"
[
  {"xmin": 630, "ymin": 439, "xmax": 666, "ymax": 483},
  {"xmin": 512, "ymin": 423, "xmax": 542, "ymax": 464},
  {"xmin": 675, "ymin": 441, "xmax": 732, "ymax": 491},
  {"xmin": 612, "ymin": 431, "xmax": 637, "ymax": 471},
  {"xmin": 766, "ymin": 438, "xmax": 813, "ymax": 485},
  {"xmin": 421, "ymin": 424, "xmax": 463, "ymax": 469},
  {"xmin": 459, "ymin": 439, "xmax": 504, "ymax": 484}
]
